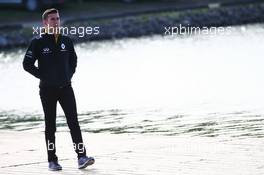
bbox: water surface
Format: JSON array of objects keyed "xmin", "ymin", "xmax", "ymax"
[{"xmin": 0, "ymin": 24, "xmax": 263, "ymax": 137}]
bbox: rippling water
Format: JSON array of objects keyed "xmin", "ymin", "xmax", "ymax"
[
  {"xmin": 1, "ymin": 109, "xmax": 264, "ymax": 138},
  {"xmin": 0, "ymin": 24, "xmax": 264, "ymax": 137}
]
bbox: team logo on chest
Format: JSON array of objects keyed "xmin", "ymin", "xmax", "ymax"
[
  {"xmin": 61, "ymin": 43, "xmax": 67, "ymax": 51},
  {"xmin": 61, "ymin": 43, "xmax": 65, "ymax": 49}
]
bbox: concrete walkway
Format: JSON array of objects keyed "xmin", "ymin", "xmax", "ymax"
[{"xmin": 1, "ymin": 131, "xmax": 264, "ymax": 175}]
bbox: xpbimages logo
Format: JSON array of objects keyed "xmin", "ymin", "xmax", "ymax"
[
  {"xmin": 47, "ymin": 140, "xmax": 85, "ymax": 154},
  {"xmin": 164, "ymin": 24, "xmax": 232, "ymax": 36},
  {"xmin": 33, "ymin": 24, "xmax": 100, "ymax": 37}
]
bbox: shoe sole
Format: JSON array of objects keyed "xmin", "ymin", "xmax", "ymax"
[
  {"xmin": 49, "ymin": 168, "xmax": 62, "ymax": 171},
  {"xmin": 78, "ymin": 159, "xmax": 95, "ymax": 169}
]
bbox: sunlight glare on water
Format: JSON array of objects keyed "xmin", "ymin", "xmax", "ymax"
[{"xmin": 0, "ymin": 24, "xmax": 264, "ymax": 134}]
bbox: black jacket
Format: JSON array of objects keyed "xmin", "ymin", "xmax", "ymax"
[{"xmin": 23, "ymin": 33, "xmax": 77, "ymax": 88}]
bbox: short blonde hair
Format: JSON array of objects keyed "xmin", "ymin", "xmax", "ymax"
[{"xmin": 42, "ymin": 8, "xmax": 59, "ymax": 20}]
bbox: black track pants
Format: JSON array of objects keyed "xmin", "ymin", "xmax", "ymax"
[{"xmin": 39, "ymin": 84, "xmax": 86, "ymax": 162}]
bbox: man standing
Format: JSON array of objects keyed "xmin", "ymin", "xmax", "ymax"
[{"xmin": 23, "ymin": 8, "xmax": 94, "ymax": 171}]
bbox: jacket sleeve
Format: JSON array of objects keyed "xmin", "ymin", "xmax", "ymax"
[
  {"xmin": 69, "ymin": 39, "xmax": 77, "ymax": 79},
  {"xmin": 22, "ymin": 39, "xmax": 41, "ymax": 79}
]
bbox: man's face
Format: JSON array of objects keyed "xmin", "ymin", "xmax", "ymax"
[{"xmin": 43, "ymin": 13, "xmax": 60, "ymax": 29}]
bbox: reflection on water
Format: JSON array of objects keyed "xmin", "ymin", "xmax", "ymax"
[{"xmin": 0, "ymin": 24, "xmax": 264, "ymax": 137}]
